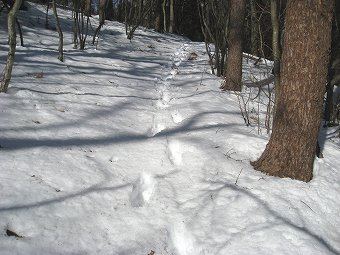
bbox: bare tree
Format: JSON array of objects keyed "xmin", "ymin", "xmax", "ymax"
[
  {"xmin": 154, "ymin": 0, "xmax": 163, "ymax": 32},
  {"xmin": 169, "ymin": 0, "xmax": 174, "ymax": 32},
  {"xmin": 52, "ymin": 0, "xmax": 64, "ymax": 61},
  {"xmin": 221, "ymin": 0, "xmax": 246, "ymax": 91},
  {"xmin": 162, "ymin": 0, "xmax": 167, "ymax": 31},
  {"xmin": 92, "ymin": 0, "xmax": 111, "ymax": 45},
  {"xmin": 1, "ymin": 0, "xmax": 24, "ymax": 46},
  {"xmin": 72, "ymin": 0, "xmax": 91, "ymax": 49},
  {"xmin": 251, "ymin": 0, "xmax": 335, "ymax": 182},
  {"xmin": 249, "ymin": 0, "xmax": 259, "ymax": 57},
  {"xmin": 125, "ymin": 0, "xmax": 156, "ymax": 40},
  {"xmin": 0, "ymin": 0, "xmax": 23, "ymax": 93},
  {"xmin": 198, "ymin": 0, "xmax": 229, "ymax": 76},
  {"xmin": 271, "ymin": 0, "xmax": 281, "ymax": 111}
]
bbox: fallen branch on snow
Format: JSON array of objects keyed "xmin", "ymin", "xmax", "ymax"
[{"xmin": 244, "ymin": 75, "xmax": 275, "ymax": 88}]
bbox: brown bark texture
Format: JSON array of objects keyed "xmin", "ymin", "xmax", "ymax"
[
  {"xmin": 84, "ymin": 0, "xmax": 91, "ymax": 17},
  {"xmin": 221, "ymin": 0, "xmax": 246, "ymax": 92},
  {"xmin": 251, "ymin": 0, "xmax": 334, "ymax": 182}
]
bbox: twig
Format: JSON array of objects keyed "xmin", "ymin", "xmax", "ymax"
[
  {"xmin": 235, "ymin": 168, "xmax": 243, "ymax": 185},
  {"xmin": 300, "ymin": 200, "xmax": 315, "ymax": 213}
]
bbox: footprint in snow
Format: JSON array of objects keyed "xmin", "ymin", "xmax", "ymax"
[
  {"xmin": 168, "ymin": 221, "xmax": 198, "ymax": 255},
  {"xmin": 129, "ymin": 172, "xmax": 156, "ymax": 207},
  {"xmin": 147, "ymin": 123, "xmax": 165, "ymax": 137},
  {"xmin": 168, "ymin": 140, "xmax": 184, "ymax": 165},
  {"xmin": 171, "ymin": 110, "xmax": 183, "ymax": 124}
]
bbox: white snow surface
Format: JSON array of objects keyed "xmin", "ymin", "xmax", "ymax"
[{"xmin": 0, "ymin": 3, "xmax": 340, "ymax": 255}]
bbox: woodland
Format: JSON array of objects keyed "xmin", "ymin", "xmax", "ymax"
[
  {"xmin": 2, "ymin": 0, "xmax": 340, "ymax": 181},
  {"xmin": 0, "ymin": 1, "xmax": 340, "ymax": 254}
]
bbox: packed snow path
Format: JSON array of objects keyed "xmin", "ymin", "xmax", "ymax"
[{"xmin": 1, "ymin": 3, "xmax": 340, "ymax": 255}]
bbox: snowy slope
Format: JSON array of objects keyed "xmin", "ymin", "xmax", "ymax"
[{"xmin": 0, "ymin": 2, "xmax": 340, "ymax": 255}]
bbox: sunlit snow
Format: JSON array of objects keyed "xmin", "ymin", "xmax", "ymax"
[{"xmin": 0, "ymin": 2, "xmax": 340, "ymax": 255}]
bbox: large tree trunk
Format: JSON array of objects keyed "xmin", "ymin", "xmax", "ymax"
[
  {"xmin": 0, "ymin": 0, "xmax": 23, "ymax": 93},
  {"xmin": 251, "ymin": 0, "xmax": 335, "ymax": 182},
  {"xmin": 221, "ymin": 0, "xmax": 246, "ymax": 91}
]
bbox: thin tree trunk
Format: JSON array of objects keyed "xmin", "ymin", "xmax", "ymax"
[
  {"xmin": 169, "ymin": 0, "xmax": 174, "ymax": 33},
  {"xmin": 271, "ymin": 0, "xmax": 281, "ymax": 115},
  {"xmin": 162, "ymin": 0, "xmax": 167, "ymax": 32},
  {"xmin": 126, "ymin": 2, "xmax": 153, "ymax": 40},
  {"xmin": 251, "ymin": 0, "xmax": 335, "ymax": 182},
  {"xmin": 250, "ymin": 0, "xmax": 259, "ymax": 56},
  {"xmin": 15, "ymin": 18, "xmax": 24, "ymax": 46},
  {"xmin": 125, "ymin": 0, "xmax": 128, "ymax": 35},
  {"xmin": 154, "ymin": 0, "xmax": 162, "ymax": 32},
  {"xmin": 0, "ymin": 0, "xmax": 23, "ymax": 93},
  {"xmin": 84, "ymin": 0, "xmax": 91, "ymax": 16},
  {"xmin": 3, "ymin": 2, "xmax": 24, "ymax": 47},
  {"xmin": 221, "ymin": 0, "xmax": 246, "ymax": 91},
  {"xmin": 92, "ymin": 0, "xmax": 107, "ymax": 44},
  {"xmin": 45, "ymin": 0, "xmax": 50, "ymax": 28},
  {"xmin": 73, "ymin": 10, "xmax": 79, "ymax": 48},
  {"xmin": 52, "ymin": 0, "xmax": 64, "ymax": 61}
]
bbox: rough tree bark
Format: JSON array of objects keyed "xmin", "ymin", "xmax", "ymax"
[
  {"xmin": 221, "ymin": 0, "xmax": 246, "ymax": 91},
  {"xmin": 0, "ymin": 0, "xmax": 23, "ymax": 93},
  {"xmin": 251, "ymin": 0, "xmax": 335, "ymax": 182}
]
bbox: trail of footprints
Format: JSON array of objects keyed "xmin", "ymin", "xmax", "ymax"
[
  {"xmin": 129, "ymin": 42, "xmax": 200, "ymax": 254},
  {"xmin": 130, "ymin": 43, "xmax": 191, "ymax": 207},
  {"xmin": 148, "ymin": 44, "xmax": 188, "ymax": 137}
]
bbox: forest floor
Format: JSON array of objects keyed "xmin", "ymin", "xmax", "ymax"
[{"xmin": 0, "ymin": 2, "xmax": 340, "ymax": 255}]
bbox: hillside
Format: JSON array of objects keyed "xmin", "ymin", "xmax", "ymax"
[{"xmin": 0, "ymin": 2, "xmax": 340, "ymax": 255}]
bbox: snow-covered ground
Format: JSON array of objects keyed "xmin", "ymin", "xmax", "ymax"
[{"xmin": 1, "ymin": 3, "xmax": 340, "ymax": 255}]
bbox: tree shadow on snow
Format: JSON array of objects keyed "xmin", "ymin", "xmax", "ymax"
[
  {"xmin": 0, "ymin": 110, "xmax": 242, "ymax": 150},
  {"xmin": 187, "ymin": 179, "xmax": 340, "ymax": 255}
]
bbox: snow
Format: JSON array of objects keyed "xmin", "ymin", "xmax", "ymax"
[{"xmin": 0, "ymin": 2, "xmax": 340, "ymax": 255}]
